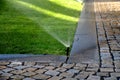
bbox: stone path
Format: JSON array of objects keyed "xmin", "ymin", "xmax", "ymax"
[
  {"xmin": 0, "ymin": 61, "xmax": 100, "ymax": 80},
  {"xmin": 0, "ymin": 0, "xmax": 120, "ymax": 80}
]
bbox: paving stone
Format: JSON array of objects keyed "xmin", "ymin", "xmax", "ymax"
[
  {"xmin": 10, "ymin": 70, "xmax": 26, "ymax": 75},
  {"xmin": 101, "ymin": 56, "xmax": 111, "ymax": 60},
  {"xmin": 74, "ymin": 66, "xmax": 85, "ymax": 70},
  {"xmin": 112, "ymin": 52, "xmax": 120, "ymax": 57},
  {"xmin": 114, "ymin": 61, "xmax": 120, "ymax": 69},
  {"xmin": 14, "ymin": 66, "xmax": 29, "ymax": 70},
  {"xmin": 0, "ymin": 71, "xmax": 4, "ymax": 74},
  {"xmin": 87, "ymin": 75, "xmax": 100, "ymax": 80},
  {"xmin": 24, "ymin": 62, "xmax": 36, "ymax": 66},
  {"xmin": 88, "ymin": 63, "xmax": 99, "ymax": 68},
  {"xmin": 114, "ymin": 57, "xmax": 120, "ymax": 60},
  {"xmin": 98, "ymin": 36, "xmax": 106, "ymax": 40},
  {"xmin": 75, "ymin": 74, "xmax": 88, "ymax": 79},
  {"xmin": 32, "ymin": 65, "xmax": 44, "ymax": 68},
  {"xmin": 23, "ymin": 67, "xmax": 37, "ymax": 72},
  {"xmin": 104, "ymin": 77, "xmax": 117, "ymax": 80},
  {"xmin": 100, "ymin": 68, "xmax": 114, "ymax": 72},
  {"xmin": 100, "ymin": 49, "xmax": 110, "ymax": 53},
  {"xmin": 23, "ymin": 78, "xmax": 35, "ymax": 80},
  {"xmin": 0, "ymin": 66, "xmax": 6, "ymax": 70},
  {"xmin": 75, "ymin": 71, "xmax": 95, "ymax": 79},
  {"xmin": 44, "ymin": 66, "xmax": 55, "ymax": 70},
  {"xmin": 101, "ymin": 62, "xmax": 114, "ymax": 68},
  {"xmin": 110, "ymin": 72, "xmax": 120, "ymax": 77},
  {"xmin": 76, "ymin": 63, "xmax": 87, "ymax": 68},
  {"xmin": 100, "ymin": 47, "xmax": 109, "ymax": 50},
  {"xmin": 33, "ymin": 74, "xmax": 51, "ymax": 79},
  {"xmin": 11, "ymin": 61, "xmax": 22, "ymax": 65},
  {"xmin": 36, "ymin": 62, "xmax": 49, "ymax": 66},
  {"xmin": 86, "ymin": 68, "xmax": 99, "ymax": 72},
  {"xmin": 0, "ymin": 77, "xmax": 7, "ymax": 80},
  {"xmin": 0, "ymin": 76, "xmax": 9, "ymax": 80},
  {"xmin": 35, "ymin": 69, "xmax": 47, "ymax": 74},
  {"xmin": 45, "ymin": 70, "xmax": 60, "ymax": 76},
  {"xmin": 102, "ymin": 58, "xmax": 113, "ymax": 63},
  {"xmin": 1, "ymin": 73, "xmax": 13, "ymax": 77},
  {"xmin": 48, "ymin": 76, "xmax": 63, "ymax": 80},
  {"xmin": 55, "ymin": 67, "xmax": 67, "ymax": 72},
  {"xmin": 10, "ymin": 75, "xmax": 24, "ymax": 79},
  {"xmin": 62, "ymin": 78, "xmax": 77, "ymax": 80},
  {"xmin": 0, "ymin": 62, "xmax": 10, "ymax": 66},
  {"xmin": 79, "ymin": 79, "xmax": 86, "ymax": 80},
  {"xmin": 67, "ymin": 69, "xmax": 80, "ymax": 74},
  {"xmin": 49, "ymin": 62, "xmax": 62, "ymax": 67},
  {"xmin": 22, "ymin": 72, "xmax": 36, "ymax": 77},
  {"xmin": 96, "ymin": 72, "xmax": 109, "ymax": 77},
  {"xmin": 100, "ymin": 53, "xmax": 111, "ymax": 57},
  {"xmin": 111, "ymin": 47, "xmax": 120, "ymax": 51},
  {"xmin": 2, "ymin": 68, "xmax": 14, "ymax": 73},
  {"xmin": 115, "ymin": 69, "xmax": 120, "ymax": 72},
  {"xmin": 7, "ymin": 64, "xmax": 18, "ymax": 67},
  {"xmin": 74, "ymin": 63, "xmax": 87, "ymax": 70},
  {"xmin": 59, "ymin": 72, "xmax": 74, "ymax": 78},
  {"xmin": 62, "ymin": 63, "xmax": 75, "ymax": 69}
]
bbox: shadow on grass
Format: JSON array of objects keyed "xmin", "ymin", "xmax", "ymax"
[{"xmin": 0, "ymin": 0, "xmax": 6, "ymax": 10}]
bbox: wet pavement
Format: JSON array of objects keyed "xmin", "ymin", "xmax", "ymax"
[
  {"xmin": 0, "ymin": 0, "xmax": 120, "ymax": 80},
  {"xmin": 69, "ymin": 0, "xmax": 98, "ymax": 63}
]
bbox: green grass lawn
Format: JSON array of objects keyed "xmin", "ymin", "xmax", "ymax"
[{"xmin": 0, "ymin": 0, "xmax": 83, "ymax": 55}]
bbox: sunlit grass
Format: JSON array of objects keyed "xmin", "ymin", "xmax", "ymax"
[
  {"xmin": 49, "ymin": 0, "xmax": 83, "ymax": 11},
  {"xmin": 16, "ymin": 0, "xmax": 78, "ymax": 22},
  {"xmin": 0, "ymin": 0, "xmax": 83, "ymax": 55}
]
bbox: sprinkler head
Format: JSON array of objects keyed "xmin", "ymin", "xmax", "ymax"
[{"xmin": 66, "ymin": 47, "xmax": 70, "ymax": 56}]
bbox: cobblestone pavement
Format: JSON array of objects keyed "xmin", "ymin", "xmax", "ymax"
[{"xmin": 0, "ymin": 0, "xmax": 120, "ymax": 80}]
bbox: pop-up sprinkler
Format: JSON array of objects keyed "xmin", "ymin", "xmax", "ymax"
[
  {"xmin": 66, "ymin": 47, "xmax": 70, "ymax": 57},
  {"xmin": 65, "ymin": 47, "xmax": 70, "ymax": 63}
]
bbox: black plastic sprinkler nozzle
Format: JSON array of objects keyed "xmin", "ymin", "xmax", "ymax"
[
  {"xmin": 65, "ymin": 47, "xmax": 70, "ymax": 63},
  {"xmin": 66, "ymin": 47, "xmax": 70, "ymax": 56}
]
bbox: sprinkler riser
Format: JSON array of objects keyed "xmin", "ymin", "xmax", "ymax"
[{"xmin": 66, "ymin": 47, "xmax": 70, "ymax": 56}]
